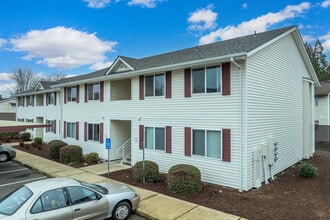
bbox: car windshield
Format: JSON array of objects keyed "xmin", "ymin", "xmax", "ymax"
[
  {"xmin": 79, "ymin": 180, "xmax": 108, "ymax": 194},
  {"xmin": 0, "ymin": 186, "xmax": 33, "ymax": 215}
]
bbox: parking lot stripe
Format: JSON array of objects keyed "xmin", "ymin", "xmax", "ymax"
[
  {"xmin": 0, "ymin": 168, "xmax": 28, "ymax": 174},
  {"xmin": 0, "ymin": 176, "xmax": 47, "ymax": 187}
]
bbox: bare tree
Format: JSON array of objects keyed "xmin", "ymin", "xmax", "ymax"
[
  {"xmin": 46, "ymin": 72, "xmax": 67, "ymax": 82},
  {"xmin": 9, "ymin": 67, "xmax": 39, "ymax": 94}
]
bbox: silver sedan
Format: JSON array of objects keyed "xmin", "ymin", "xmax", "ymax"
[
  {"xmin": 0, "ymin": 177, "xmax": 140, "ymax": 220},
  {"xmin": 0, "ymin": 144, "xmax": 16, "ymax": 162}
]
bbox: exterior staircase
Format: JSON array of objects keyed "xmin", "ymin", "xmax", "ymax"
[{"xmin": 116, "ymin": 138, "xmax": 131, "ymax": 165}]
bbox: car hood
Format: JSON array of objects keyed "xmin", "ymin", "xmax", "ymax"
[{"xmin": 97, "ymin": 182, "xmax": 134, "ymax": 194}]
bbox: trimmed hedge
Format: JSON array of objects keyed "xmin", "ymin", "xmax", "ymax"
[
  {"xmin": 33, "ymin": 137, "xmax": 43, "ymax": 145},
  {"xmin": 60, "ymin": 145, "xmax": 83, "ymax": 164},
  {"xmin": 48, "ymin": 140, "xmax": 68, "ymax": 160},
  {"xmin": 20, "ymin": 132, "xmax": 31, "ymax": 141},
  {"xmin": 84, "ymin": 152, "xmax": 99, "ymax": 163},
  {"xmin": 167, "ymin": 164, "xmax": 203, "ymax": 195},
  {"xmin": 132, "ymin": 160, "xmax": 159, "ymax": 182}
]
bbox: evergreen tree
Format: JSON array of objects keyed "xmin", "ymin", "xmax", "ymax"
[{"xmin": 305, "ymin": 40, "xmax": 330, "ymax": 81}]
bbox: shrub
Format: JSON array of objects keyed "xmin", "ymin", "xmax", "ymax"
[
  {"xmin": 20, "ymin": 132, "xmax": 31, "ymax": 141},
  {"xmin": 19, "ymin": 141, "xmax": 25, "ymax": 148},
  {"xmin": 48, "ymin": 140, "xmax": 68, "ymax": 160},
  {"xmin": 33, "ymin": 137, "xmax": 43, "ymax": 145},
  {"xmin": 167, "ymin": 164, "xmax": 203, "ymax": 195},
  {"xmin": 84, "ymin": 152, "xmax": 99, "ymax": 163},
  {"xmin": 299, "ymin": 162, "xmax": 317, "ymax": 178},
  {"xmin": 132, "ymin": 160, "xmax": 159, "ymax": 182},
  {"xmin": 60, "ymin": 145, "xmax": 83, "ymax": 164}
]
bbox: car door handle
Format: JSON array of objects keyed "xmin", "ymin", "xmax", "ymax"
[{"xmin": 74, "ymin": 208, "xmax": 81, "ymax": 212}]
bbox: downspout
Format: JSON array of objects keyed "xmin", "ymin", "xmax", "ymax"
[{"xmin": 230, "ymin": 57, "xmax": 243, "ymax": 191}]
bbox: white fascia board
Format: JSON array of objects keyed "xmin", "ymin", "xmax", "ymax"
[
  {"xmin": 52, "ymin": 76, "xmax": 106, "ymax": 88},
  {"xmin": 14, "ymin": 88, "xmax": 61, "ymax": 97}
]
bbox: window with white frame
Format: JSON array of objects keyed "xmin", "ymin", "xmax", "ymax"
[
  {"xmin": 88, "ymin": 83, "xmax": 100, "ymax": 100},
  {"xmin": 66, "ymin": 87, "xmax": 77, "ymax": 102},
  {"xmin": 18, "ymin": 97, "xmax": 25, "ymax": 107},
  {"xmin": 145, "ymin": 127, "xmax": 165, "ymax": 150},
  {"xmin": 88, "ymin": 123, "xmax": 100, "ymax": 141},
  {"xmin": 192, "ymin": 129, "xmax": 221, "ymax": 159},
  {"xmin": 315, "ymin": 97, "xmax": 319, "ymax": 106},
  {"xmin": 26, "ymin": 118, "xmax": 34, "ymax": 131},
  {"xmin": 27, "ymin": 95, "xmax": 33, "ymax": 106},
  {"xmin": 66, "ymin": 122, "xmax": 76, "ymax": 138},
  {"xmin": 47, "ymin": 120, "xmax": 55, "ymax": 133},
  {"xmin": 145, "ymin": 73, "xmax": 165, "ymax": 97},
  {"xmin": 192, "ymin": 65, "xmax": 221, "ymax": 94},
  {"xmin": 47, "ymin": 93, "xmax": 55, "ymax": 105}
]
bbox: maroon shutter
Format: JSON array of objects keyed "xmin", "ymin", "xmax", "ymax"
[
  {"xmin": 184, "ymin": 127, "xmax": 191, "ymax": 156},
  {"xmin": 45, "ymin": 120, "xmax": 48, "ymax": 133},
  {"xmin": 85, "ymin": 84, "xmax": 88, "ymax": 103},
  {"xmin": 54, "ymin": 92, "xmax": 57, "ymax": 106},
  {"xmin": 46, "ymin": 93, "xmax": 49, "ymax": 106},
  {"xmin": 165, "ymin": 71, "xmax": 172, "ymax": 98},
  {"xmin": 54, "ymin": 120, "xmax": 56, "ymax": 134},
  {"xmin": 32, "ymin": 95, "xmax": 34, "ymax": 106},
  {"xmin": 139, "ymin": 75, "xmax": 144, "ymax": 100},
  {"xmin": 139, "ymin": 125, "xmax": 144, "ymax": 149},
  {"xmin": 84, "ymin": 122, "xmax": 87, "ymax": 141},
  {"xmin": 222, "ymin": 62, "xmax": 231, "ymax": 96},
  {"xmin": 184, "ymin": 68, "xmax": 191, "ymax": 97},
  {"xmin": 76, "ymin": 85, "xmax": 80, "ymax": 103},
  {"xmin": 99, "ymin": 123, "xmax": 104, "ymax": 144},
  {"xmin": 166, "ymin": 126, "xmax": 172, "ymax": 154},
  {"xmin": 64, "ymin": 87, "xmax": 67, "ymax": 104},
  {"xmin": 222, "ymin": 129, "xmax": 231, "ymax": 162},
  {"xmin": 76, "ymin": 122, "xmax": 79, "ymax": 140},
  {"xmin": 100, "ymin": 81, "xmax": 104, "ymax": 102},
  {"xmin": 63, "ymin": 121, "xmax": 67, "ymax": 138}
]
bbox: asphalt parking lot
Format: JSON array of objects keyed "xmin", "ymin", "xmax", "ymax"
[
  {"xmin": 0, "ymin": 160, "xmax": 47, "ymax": 198},
  {"xmin": 0, "ymin": 161, "xmax": 146, "ymax": 220}
]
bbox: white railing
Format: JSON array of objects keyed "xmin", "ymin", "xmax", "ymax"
[{"xmin": 116, "ymin": 138, "xmax": 131, "ymax": 164}]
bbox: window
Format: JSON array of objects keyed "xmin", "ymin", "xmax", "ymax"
[
  {"xmin": 47, "ymin": 93, "xmax": 55, "ymax": 105},
  {"xmin": 88, "ymin": 83, "xmax": 100, "ymax": 100},
  {"xmin": 145, "ymin": 73, "xmax": 165, "ymax": 97},
  {"xmin": 192, "ymin": 65, "xmax": 221, "ymax": 94},
  {"xmin": 315, "ymin": 97, "xmax": 319, "ymax": 106},
  {"xmin": 47, "ymin": 120, "xmax": 55, "ymax": 133},
  {"xmin": 26, "ymin": 118, "xmax": 34, "ymax": 130},
  {"xmin": 31, "ymin": 188, "xmax": 67, "ymax": 213},
  {"xmin": 67, "ymin": 186, "xmax": 98, "ymax": 205},
  {"xmin": 67, "ymin": 122, "xmax": 76, "ymax": 138},
  {"xmin": 66, "ymin": 87, "xmax": 77, "ymax": 102},
  {"xmin": 88, "ymin": 123, "xmax": 99, "ymax": 141},
  {"xmin": 27, "ymin": 95, "xmax": 33, "ymax": 106},
  {"xmin": 192, "ymin": 129, "xmax": 221, "ymax": 159},
  {"xmin": 145, "ymin": 127, "xmax": 165, "ymax": 150},
  {"xmin": 0, "ymin": 186, "xmax": 32, "ymax": 215},
  {"xmin": 18, "ymin": 97, "xmax": 25, "ymax": 107}
]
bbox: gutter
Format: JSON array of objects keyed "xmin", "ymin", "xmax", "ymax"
[{"xmin": 230, "ymin": 57, "xmax": 244, "ymax": 191}]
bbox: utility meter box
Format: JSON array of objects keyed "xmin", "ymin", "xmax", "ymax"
[{"xmin": 260, "ymin": 136, "xmax": 278, "ymax": 165}]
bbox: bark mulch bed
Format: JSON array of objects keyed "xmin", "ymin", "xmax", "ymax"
[{"xmin": 7, "ymin": 140, "xmax": 330, "ymax": 220}]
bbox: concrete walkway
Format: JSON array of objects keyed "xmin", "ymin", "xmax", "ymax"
[{"xmin": 13, "ymin": 149, "xmax": 246, "ymax": 220}]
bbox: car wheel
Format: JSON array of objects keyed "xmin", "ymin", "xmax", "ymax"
[
  {"xmin": 112, "ymin": 201, "xmax": 132, "ymax": 220},
  {"xmin": 0, "ymin": 152, "xmax": 9, "ymax": 162}
]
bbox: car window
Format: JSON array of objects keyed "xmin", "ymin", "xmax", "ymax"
[
  {"xmin": 31, "ymin": 188, "xmax": 67, "ymax": 213},
  {"xmin": 67, "ymin": 186, "xmax": 98, "ymax": 205},
  {"xmin": 0, "ymin": 186, "xmax": 32, "ymax": 215}
]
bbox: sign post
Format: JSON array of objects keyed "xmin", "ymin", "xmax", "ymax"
[{"xmin": 105, "ymin": 138, "xmax": 111, "ymax": 176}]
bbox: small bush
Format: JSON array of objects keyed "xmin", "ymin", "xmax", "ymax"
[
  {"xmin": 19, "ymin": 141, "xmax": 25, "ymax": 148},
  {"xmin": 299, "ymin": 162, "xmax": 317, "ymax": 178},
  {"xmin": 20, "ymin": 132, "xmax": 31, "ymax": 141},
  {"xmin": 132, "ymin": 160, "xmax": 159, "ymax": 182},
  {"xmin": 167, "ymin": 164, "xmax": 203, "ymax": 195},
  {"xmin": 33, "ymin": 137, "xmax": 43, "ymax": 145},
  {"xmin": 48, "ymin": 140, "xmax": 68, "ymax": 160},
  {"xmin": 60, "ymin": 145, "xmax": 83, "ymax": 164},
  {"xmin": 84, "ymin": 152, "xmax": 99, "ymax": 163}
]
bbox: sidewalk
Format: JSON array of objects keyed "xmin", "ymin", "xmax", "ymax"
[{"xmin": 13, "ymin": 149, "xmax": 246, "ymax": 220}]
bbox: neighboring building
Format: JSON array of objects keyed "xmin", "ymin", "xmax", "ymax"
[
  {"xmin": 0, "ymin": 97, "xmax": 16, "ymax": 121},
  {"xmin": 315, "ymin": 81, "xmax": 330, "ymax": 125},
  {"xmin": 15, "ymin": 26, "xmax": 320, "ymax": 191}
]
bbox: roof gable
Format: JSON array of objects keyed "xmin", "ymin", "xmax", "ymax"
[{"xmin": 105, "ymin": 56, "xmax": 135, "ymax": 75}]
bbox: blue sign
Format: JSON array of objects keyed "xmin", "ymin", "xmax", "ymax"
[{"xmin": 105, "ymin": 138, "xmax": 111, "ymax": 150}]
